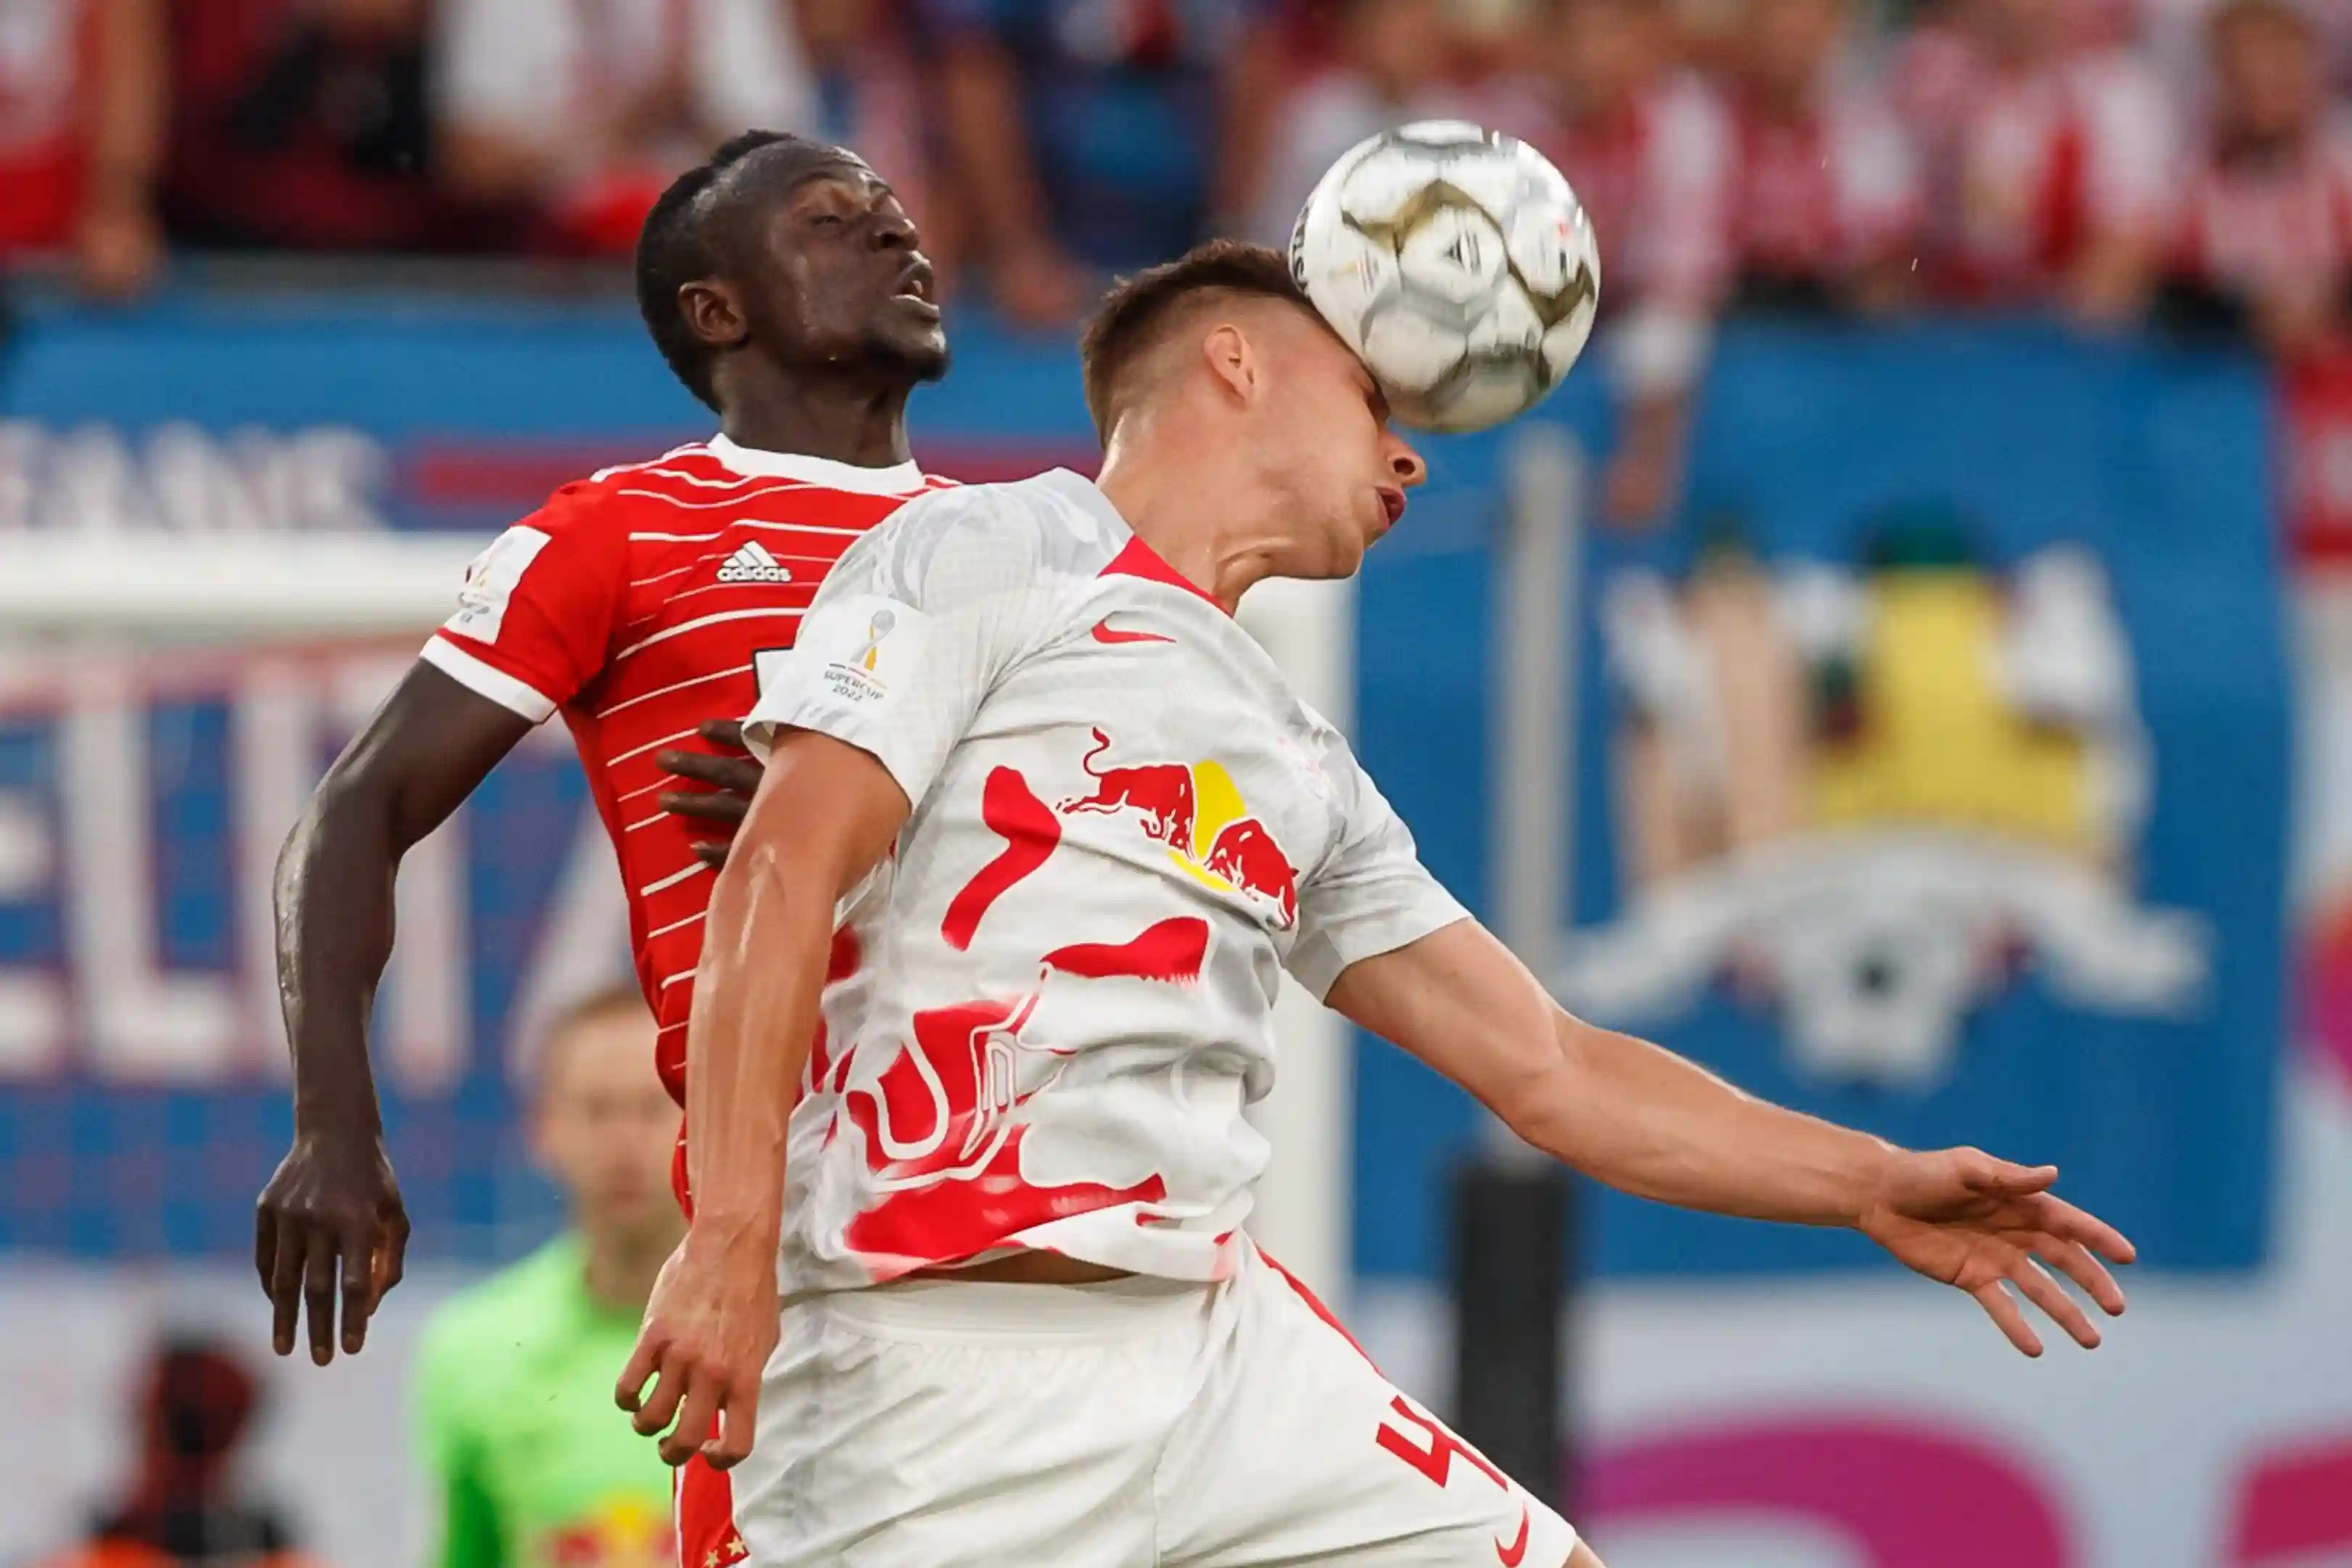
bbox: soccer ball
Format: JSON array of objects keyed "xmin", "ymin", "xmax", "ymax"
[{"xmin": 1288, "ymin": 121, "xmax": 1601, "ymax": 434}]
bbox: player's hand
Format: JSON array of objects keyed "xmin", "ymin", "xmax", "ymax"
[
  {"xmin": 254, "ymin": 1130, "xmax": 410, "ymax": 1365},
  {"xmin": 617, "ymin": 1230, "xmax": 780, "ymax": 1469},
  {"xmin": 1857, "ymin": 1146, "xmax": 2135, "ymax": 1357},
  {"xmin": 659, "ymin": 719, "xmax": 764, "ymax": 868}
]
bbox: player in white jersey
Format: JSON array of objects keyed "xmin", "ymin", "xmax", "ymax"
[{"xmin": 616, "ymin": 240, "xmax": 2136, "ymax": 1567}]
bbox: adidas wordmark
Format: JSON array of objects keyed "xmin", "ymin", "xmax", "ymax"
[{"xmin": 716, "ymin": 541, "xmax": 795, "ymax": 585}]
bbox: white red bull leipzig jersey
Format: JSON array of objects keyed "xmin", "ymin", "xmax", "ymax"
[{"xmin": 743, "ymin": 470, "xmax": 1467, "ymax": 1289}]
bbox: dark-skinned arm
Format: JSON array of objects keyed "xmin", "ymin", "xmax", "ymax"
[
  {"xmin": 256, "ymin": 663, "xmax": 534, "ymax": 1365},
  {"xmin": 618, "ymin": 729, "xmax": 910, "ymax": 1469}
]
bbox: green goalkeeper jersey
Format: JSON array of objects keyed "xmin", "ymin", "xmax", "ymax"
[{"xmin": 415, "ymin": 1236, "xmax": 673, "ymax": 1568}]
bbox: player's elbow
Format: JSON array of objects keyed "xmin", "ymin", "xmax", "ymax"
[
  {"xmin": 285, "ymin": 763, "xmax": 396, "ymax": 873},
  {"xmin": 1485, "ymin": 1015, "xmax": 1598, "ymax": 1164}
]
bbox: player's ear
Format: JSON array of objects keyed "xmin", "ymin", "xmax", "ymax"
[
  {"xmin": 1200, "ymin": 322, "xmax": 1257, "ymax": 406},
  {"xmin": 679, "ymin": 279, "xmax": 752, "ymax": 352}
]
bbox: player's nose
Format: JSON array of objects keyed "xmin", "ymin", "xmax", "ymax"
[
  {"xmin": 871, "ymin": 203, "xmax": 919, "ymax": 253},
  {"xmin": 1383, "ymin": 431, "xmax": 1427, "ymax": 489}
]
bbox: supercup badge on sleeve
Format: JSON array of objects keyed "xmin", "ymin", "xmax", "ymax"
[
  {"xmin": 811, "ymin": 595, "xmax": 928, "ymax": 706},
  {"xmin": 445, "ymin": 525, "xmax": 552, "ymax": 642}
]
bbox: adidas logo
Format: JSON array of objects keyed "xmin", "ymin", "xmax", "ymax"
[{"xmin": 716, "ymin": 541, "xmax": 794, "ymax": 585}]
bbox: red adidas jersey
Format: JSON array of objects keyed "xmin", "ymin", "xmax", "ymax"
[{"xmin": 422, "ymin": 434, "xmax": 952, "ymax": 1109}]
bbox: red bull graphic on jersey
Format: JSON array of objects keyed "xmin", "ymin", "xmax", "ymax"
[
  {"xmin": 836, "ymin": 918, "xmax": 1204, "ymax": 1273},
  {"xmin": 1058, "ymin": 727, "xmax": 1299, "ymax": 928}
]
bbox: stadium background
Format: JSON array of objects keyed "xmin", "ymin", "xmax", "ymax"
[{"xmin": 7, "ymin": 0, "xmax": 2352, "ymax": 1562}]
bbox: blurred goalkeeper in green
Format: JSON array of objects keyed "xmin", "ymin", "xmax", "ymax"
[{"xmin": 414, "ymin": 989, "xmax": 685, "ymax": 1568}]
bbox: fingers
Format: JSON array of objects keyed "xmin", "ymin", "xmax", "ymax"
[
  {"xmin": 658, "ymin": 789, "xmax": 749, "ymax": 825},
  {"xmin": 692, "ymin": 841, "xmax": 730, "ymax": 870},
  {"xmin": 2029, "ymin": 1193, "xmax": 2137, "ymax": 1266},
  {"xmin": 339, "ymin": 1221, "xmax": 377, "ymax": 1357},
  {"xmin": 1970, "ymin": 1280, "xmax": 2045, "ymax": 1357},
  {"xmin": 1959, "ymin": 1149, "xmax": 2058, "ymax": 1196},
  {"xmin": 269, "ymin": 1226, "xmax": 308, "ymax": 1357},
  {"xmin": 2034, "ymin": 1236, "xmax": 2128, "ymax": 1318},
  {"xmin": 380, "ymin": 1206, "xmax": 412, "ymax": 1297},
  {"xmin": 304, "ymin": 1232, "xmax": 344, "ymax": 1365},
  {"xmin": 630, "ymin": 1349, "xmax": 690, "ymax": 1440},
  {"xmin": 664, "ymin": 1376, "xmax": 724, "ymax": 1469},
  {"xmin": 616, "ymin": 1335, "xmax": 661, "ymax": 1415},
  {"xmin": 657, "ymin": 747, "xmax": 763, "ymax": 797},
  {"xmin": 698, "ymin": 718, "xmax": 748, "ymax": 753},
  {"xmin": 706, "ymin": 1379, "xmax": 761, "ymax": 1471},
  {"xmin": 2009, "ymin": 1258, "xmax": 2100, "ymax": 1349},
  {"xmin": 254, "ymin": 1207, "xmax": 277, "ymax": 1294}
]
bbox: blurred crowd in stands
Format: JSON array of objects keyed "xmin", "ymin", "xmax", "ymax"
[{"xmin": 7, "ymin": 0, "xmax": 2352, "ymax": 517}]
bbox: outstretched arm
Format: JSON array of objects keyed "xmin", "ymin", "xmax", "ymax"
[
  {"xmin": 618, "ymin": 729, "xmax": 910, "ymax": 1469},
  {"xmin": 1326, "ymin": 920, "xmax": 2136, "ymax": 1356},
  {"xmin": 258, "ymin": 665, "xmax": 532, "ymax": 1365}
]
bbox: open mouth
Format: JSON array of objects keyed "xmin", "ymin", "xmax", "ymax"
[
  {"xmin": 1377, "ymin": 486, "xmax": 1407, "ymax": 526},
  {"xmin": 894, "ymin": 261, "xmax": 941, "ymax": 317}
]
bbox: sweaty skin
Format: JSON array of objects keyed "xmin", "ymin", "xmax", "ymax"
[{"xmin": 257, "ymin": 142, "xmax": 946, "ymax": 1365}]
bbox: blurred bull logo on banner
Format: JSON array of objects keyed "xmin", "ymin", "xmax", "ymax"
[{"xmin": 1561, "ymin": 510, "xmax": 2210, "ymax": 1089}]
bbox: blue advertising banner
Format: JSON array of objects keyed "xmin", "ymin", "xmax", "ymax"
[
  {"xmin": 1354, "ymin": 323, "xmax": 2291, "ymax": 1279},
  {"xmin": 0, "ymin": 296, "xmax": 2290, "ymax": 1278}
]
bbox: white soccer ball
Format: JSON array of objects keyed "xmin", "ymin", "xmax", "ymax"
[{"xmin": 1289, "ymin": 121, "xmax": 1601, "ymax": 434}]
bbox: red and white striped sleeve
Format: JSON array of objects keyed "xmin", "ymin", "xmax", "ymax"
[{"xmin": 421, "ymin": 483, "xmax": 629, "ymax": 723}]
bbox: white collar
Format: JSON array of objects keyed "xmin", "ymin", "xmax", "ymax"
[{"xmin": 706, "ymin": 433, "xmax": 925, "ymax": 495}]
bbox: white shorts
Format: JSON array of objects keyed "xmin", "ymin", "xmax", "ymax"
[{"xmin": 677, "ymin": 1245, "xmax": 1578, "ymax": 1567}]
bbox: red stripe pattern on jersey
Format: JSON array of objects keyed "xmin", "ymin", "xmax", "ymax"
[{"xmin": 428, "ymin": 440, "xmax": 953, "ymax": 1114}]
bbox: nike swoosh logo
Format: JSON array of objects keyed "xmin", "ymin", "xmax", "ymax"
[
  {"xmin": 1495, "ymin": 1506, "xmax": 1530, "ymax": 1567},
  {"xmin": 1090, "ymin": 618, "xmax": 1175, "ymax": 645}
]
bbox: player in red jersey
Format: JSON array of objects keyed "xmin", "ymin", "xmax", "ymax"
[{"xmin": 255, "ymin": 130, "xmax": 951, "ymax": 1370}]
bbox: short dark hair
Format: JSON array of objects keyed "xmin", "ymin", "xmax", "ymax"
[
  {"xmin": 635, "ymin": 131, "xmax": 821, "ymax": 412},
  {"xmin": 1078, "ymin": 239, "xmax": 1313, "ymax": 441}
]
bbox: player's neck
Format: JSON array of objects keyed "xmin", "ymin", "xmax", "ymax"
[
  {"xmin": 579, "ymin": 1221, "xmax": 679, "ymax": 1315},
  {"xmin": 717, "ymin": 369, "xmax": 916, "ymax": 470},
  {"xmin": 1098, "ymin": 435, "xmax": 1294, "ymax": 613}
]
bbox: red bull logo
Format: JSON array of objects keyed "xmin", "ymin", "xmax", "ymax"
[
  {"xmin": 1203, "ymin": 818, "xmax": 1299, "ymax": 927},
  {"xmin": 1060, "ymin": 729, "xmax": 1198, "ymax": 853},
  {"xmin": 1056, "ymin": 727, "xmax": 1297, "ymax": 928}
]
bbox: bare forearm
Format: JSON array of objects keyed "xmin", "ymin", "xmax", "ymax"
[
  {"xmin": 274, "ymin": 783, "xmax": 399, "ymax": 1134},
  {"xmin": 1516, "ymin": 1018, "xmax": 1893, "ymax": 1227},
  {"xmin": 273, "ymin": 666, "xmax": 529, "ymax": 1135},
  {"xmin": 681, "ymin": 838, "xmax": 832, "ymax": 1259}
]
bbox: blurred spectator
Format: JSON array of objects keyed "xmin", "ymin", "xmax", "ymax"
[
  {"xmin": 798, "ymin": 0, "xmax": 955, "ymax": 281},
  {"xmin": 1533, "ymin": 0, "xmax": 1732, "ymax": 523},
  {"xmin": 2165, "ymin": 0, "xmax": 2352, "ymax": 362},
  {"xmin": 1723, "ymin": 0, "xmax": 1921, "ymax": 314},
  {"xmin": 414, "ymin": 989, "xmax": 683, "ymax": 1568},
  {"xmin": 30, "ymin": 1338, "xmax": 314, "ymax": 1568},
  {"xmin": 1248, "ymin": 0, "xmax": 1525, "ymax": 245},
  {"xmin": 926, "ymin": 0, "xmax": 1287, "ymax": 326},
  {"xmin": 433, "ymin": 0, "xmax": 820, "ymax": 256},
  {"xmin": 0, "ymin": 0, "xmax": 165, "ymax": 298},
  {"xmin": 164, "ymin": 0, "xmax": 456, "ymax": 253},
  {"xmin": 2136, "ymin": 0, "xmax": 2352, "ymax": 99},
  {"xmin": 1898, "ymin": 0, "xmax": 2175, "ymax": 325}
]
